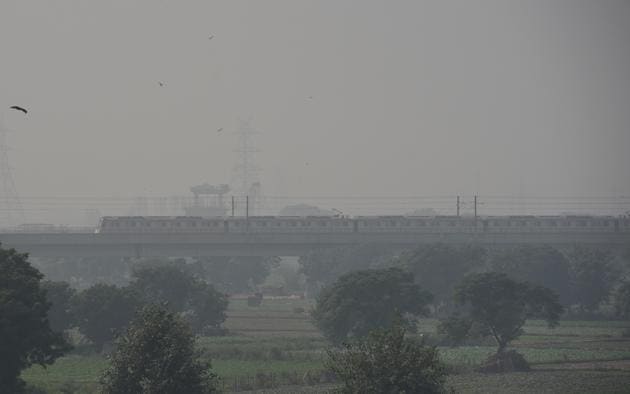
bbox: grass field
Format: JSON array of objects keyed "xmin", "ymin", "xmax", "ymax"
[{"xmin": 23, "ymin": 297, "xmax": 630, "ymax": 393}]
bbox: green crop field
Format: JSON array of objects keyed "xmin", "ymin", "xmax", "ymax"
[{"xmin": 22, "ymin": 297, "xmax": 630, "ymax": 393}]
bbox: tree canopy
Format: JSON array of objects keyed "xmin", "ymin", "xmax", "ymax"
[
  {"xmin": 100, "ymin": 305, "xmax": 218, "ymax": 394},
  {"xmin": 130, "ymin": 261, "xmax": 228, "ymax": 334},
  {"xmin": 73, "ymin": 283, "xmax": 140, "ymax": 351},
  {"xmin": 312, "ymin": 267, "xmax": 432, "ymax": 344},
  {"xmin": 569, "ymin": 246, "xmax": 619, "ymax": 312},
  {"xmin": 41, "ymin": 280, "xmax": 76, "ymax": 333},
  {"xmin": 299, "ymin": 244, "xmax": 395, "ymax": 295},
  {"xmin": 614, "ymin": 281, "xmax": 630, "ymax": 320},
  {"xmin": 194, "ymin": 256, "xmax": 279, "ymax": 294},
  {"xmin": 0, "ymin": 245, "xmax": 70, "ymax": 393},
  {"xmin": 454, "ymin": 272, "xmax": 563, "ymax": 353},
  {"xmin": 490, "ymin": 245, "xmax": 573, "ymax": 305},
  {"xmin": 399, "ymin": 243, "xmax": 485, "ymax": 307},
  {"xmin": 327, "ymin": 319, "xmax": 446, "ymax": 394}
]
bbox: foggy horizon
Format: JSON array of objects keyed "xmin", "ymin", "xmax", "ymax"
[{"xmin": 1, "ymin": 1, "xmax": 630, "ymax": 224}]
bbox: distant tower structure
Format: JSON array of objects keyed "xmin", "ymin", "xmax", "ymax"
[
  {"xmin": 0, "ymin": 119, "xmax": 24, "ymax": 227},
  {"xmin": 184, "ymin": 183, "xmax": 229, "ymax": 217},
  {"xmin": 232, "ymin": 119, "xmax": 264, "ymax": 214},
  {"xmin": 233, "ymin": 118, "xmax": 260, "ymax": 196}
]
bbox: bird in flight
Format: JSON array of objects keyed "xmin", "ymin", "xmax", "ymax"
[
  {"xmin": 208, "ymin": 35, "xmax": 214, "ymax": 40},
  {"xmin": 217, "ymin": 127, "xmax": 223, "ymax": 133},
  {"xmin": 158, "ymin": 82, "xmax": 165, "ymax": 87},
  {"xmin": 9, "ymin": 105, "xmax": 28, "ymax": 114}
]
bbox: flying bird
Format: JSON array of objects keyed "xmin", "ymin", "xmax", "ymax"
[
  {"xmin": 208, "ymin": 35, "xmax": 214, "ymax": 40},
  {"xmin": 217, "ymin": 127, "xmax": 223, "ymax": 133},
  {"xmin": 9, "ymin": 105, "xmax": 28, "ymax": 114},
  {"xmin": 158, "ymin": 82, "xmax": 165, "ymax": 87}
]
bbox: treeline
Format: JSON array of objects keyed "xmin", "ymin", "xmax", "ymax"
[
  {"xmin": 43, "ymin": 260, "xmax": 229, "ymax": 351},
  {"xmin": 301, "ymin": 243, "xmax": 630, "ymax": 319},
  {"xmin": 33, "ymin": 256, "xmax": 280, "ymax": 293}
]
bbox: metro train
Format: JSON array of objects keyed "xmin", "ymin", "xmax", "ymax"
[{"xmin": 96, "ymin": 215, "xmax": 630, "ymax": 234}]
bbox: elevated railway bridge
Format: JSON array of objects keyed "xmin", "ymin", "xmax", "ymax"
[{"xmin": 0, "ymin": 215, "xmax": 628, "ymax": 258}]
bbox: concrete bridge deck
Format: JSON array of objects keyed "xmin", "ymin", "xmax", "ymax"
[{"xmin": 0, "ymin": 231, "xmax": 627, "ymax": 257}]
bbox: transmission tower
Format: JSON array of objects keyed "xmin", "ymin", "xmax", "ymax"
[
  {"xmin": 0, "ymin": 118, "xmax": 24, "ymax": 227},
  {"xmin": 232, "ymin": 118, "xmax": 264, "ymax": 214},
  {"xmin": 233, "ymin": 118, "xmax": 260, "ymax": 196}
]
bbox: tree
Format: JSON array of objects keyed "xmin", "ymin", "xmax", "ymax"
[
  {"xmin": 614, "ymin": 281, "xmax": 630, "ymax": 319},
  {"xmin": 453, "ymin": 272, "xmax": 563, "ymax": 353},
  {"xmin": 312, "ymin": 268, "xmax": 432, "ymax": 344},
  {"xmin": 399, "ymin": 243, "xmax": 485, "ymax": 308},
  {"xmin": 299, "ymin": 244, "xmax": 395, "ymax": 296},
  {"xmin": 130, "ymin": 261, "xmax": 228, "ymax": 334},
  {"xmin": 194, "ymin": 256, "xmax": 279, "ymax": 293},
  {"xmin": 490, "ymin": 245, "xmax": 573, "ymax": 305},
  {"xmin": 326, "ymin": 319, "xmax": 446, "ymax": 394},
  {"xmin": 73, "ymin": 283, "xmax": 140, "ymax": 351},
  {"xmin": 131, "ymin": 261, "xmax": 196, "ymax": 311},
  {"xmin": 0, "ymin": 245, "xmax": 70, "ymax": 393},
  {"xmin": 41, "ymin": 280, "xmax": 76, "ymax": 333},
  {"xmin": 569, "ymin": 246, "xmax": 619, "ymax": 312},
  {"xmin": 186, "ymin": 281, "xmax": 229, "ymax": 334},
  {"xmin": 100, "ymin": 305, "xmax": 219, "ymax": 394}
]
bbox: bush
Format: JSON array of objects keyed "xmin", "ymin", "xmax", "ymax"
[
  {"xmin": 100, "ymin": 305, "xmax": 219, "ymax": 393},
  {"xmin": 326, "ymin": 320, "xmax": 447, "ymax": 393}
]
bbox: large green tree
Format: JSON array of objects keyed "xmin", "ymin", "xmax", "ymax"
[
  {"xmin": 614, "ymin": 281, "xmax": 630, "ymax": 319},
  {"xmin": 453, "ymin": 272, "xmax": 563, "ymax": 353},
  {"xmin": 130, "ymin": 261, "xmax": 227, "ymax": 333},
  {"xmin": 327, "ymin": 320, "xmax": 446, "ymax": 394},
  {"xmin": 41, "ymin": 280, "xmax": 76, "ymax": 333},
  {"xmin": 312, "ymin": 267, "xmax": 432, "ymax": 344},
  {"xmin": 299, "ymin": 244, "xmax": 395, "ymax": 295},
  {"xmin": 569, "ymin": 246, "xmax": 619, "ymax": 312},
  {"xmin": 399, "ymin": 243, "xmax": 485, "ymax": 308},
  {"xmin": 490, "ymin": 245, "xmax": 573, "ymax": 305},
  {"xmin": 73, "ymin": 283, "xmax": 140, "ymax": 351},
  {"xmin": 0, "ymin": 245, "xmax": 70, "ymax": 393},
  {"xmin": 100, "ymin": 305, "xmax": 219, "ymax": 393}
]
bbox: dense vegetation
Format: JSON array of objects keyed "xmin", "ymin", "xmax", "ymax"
[
  {"xmin": 8, "ymin": 241, "xmax": 630, "ymax": 392},
  {"xmin": 0, "ymin": 245, "xmax": 70, "ymax": 393}
]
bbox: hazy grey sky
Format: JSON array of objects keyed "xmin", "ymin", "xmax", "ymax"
[{"xmin": 1, "ymin": 0, "xmax": 629, "ymax": 201}]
